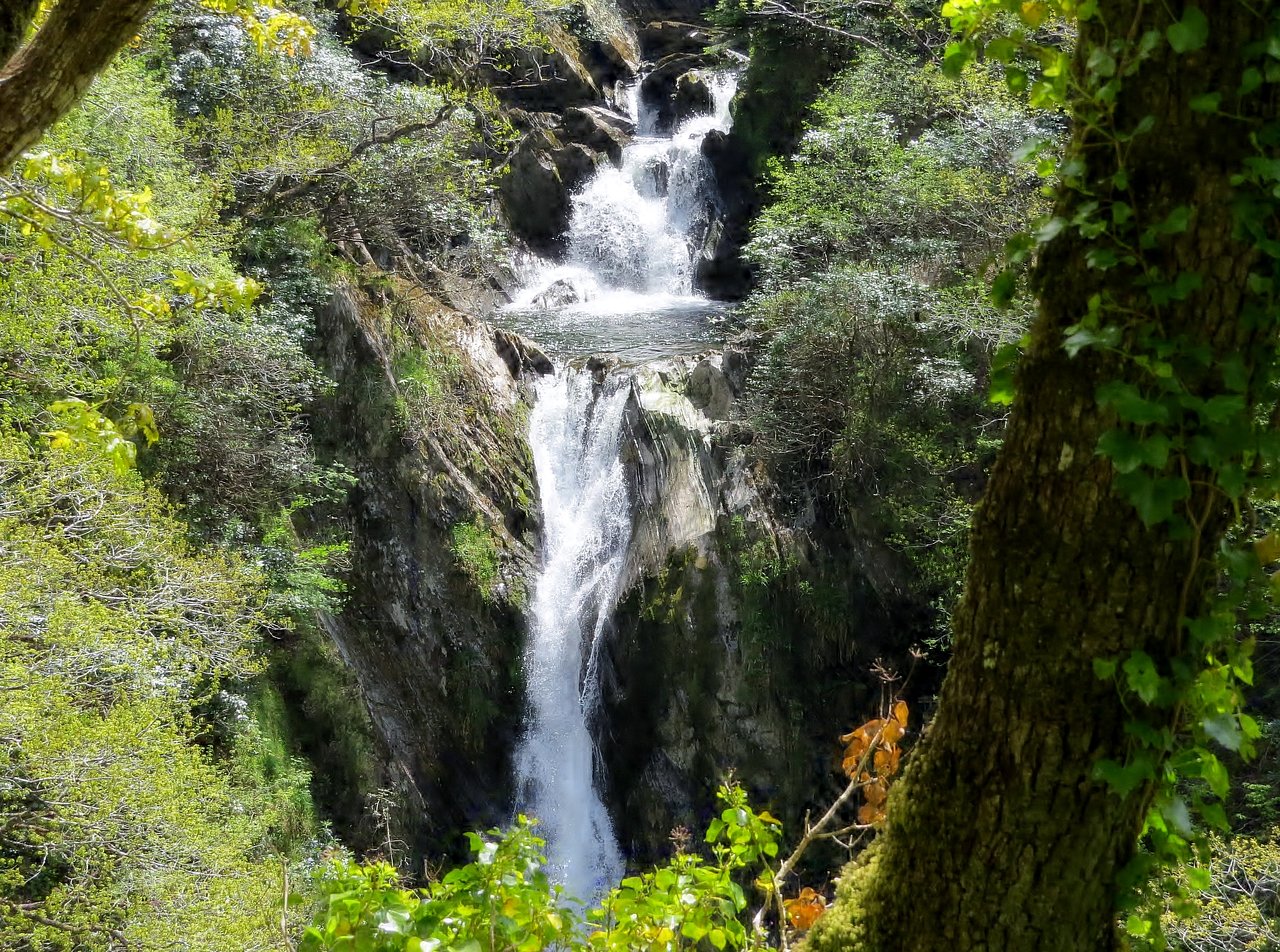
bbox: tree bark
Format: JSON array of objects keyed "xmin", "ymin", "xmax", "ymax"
[
  {"xmin": 807, "ymin": 2, "xmax": 1278, "ymax": 949},
  {"xmin": 0, "ymin": 0, "xmax": 41, "ymax": 65},
  {"xmin": 0, "ymin": 0, "xmax": 156, "ymax": 172}
]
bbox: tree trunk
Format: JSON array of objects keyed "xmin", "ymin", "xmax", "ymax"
[
  {"xmin": 0, "ymin": 0, "xmax": 156, "ymax": 172},
  {"xmin": 806, "ymin": 2, "xmax": 1278, "ymax": 949}
]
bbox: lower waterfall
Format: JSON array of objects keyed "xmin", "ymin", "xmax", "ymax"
[{"xmin": 514, "ymin": 370, "xmax": 631, "ymax": 903}]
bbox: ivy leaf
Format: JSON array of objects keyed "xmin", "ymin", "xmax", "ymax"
[
  {"xmin": 1115, "ymin": 472, "xmax": 1190, "ymax": 527},
  {"xmin": 991, "ymin": 268, "xmax": 1019, "ymax": 308},
  {"xmin": 943, "ymin": 40, "xmax": 974, "ymax": 77},
  {"xmin": 1190, "ymin": 92, "xmax": 1221, "ymax": 113},
  {"xmin": 1097, "ymin": 430, "xmax": 1171, "ymax": 474},
  {"xmin": 1186, "ymin": 866, "xmax": 1212, "ymax": 891},
  {"xmin": 1199, "ymin": 798, "xmax": 1229, "ymax": 831},
  {"xmin": 1122, "ymin": 651, "xmax": 1162, "ymax": 704},
  {"xmin": 1095, "ymin": 754, "xmax": 1155, "ymax": 796},
  {"xmin": 1097, "ymin": 381, "xmax": 1171, "ymax": 425},
  {"xmin": 1166, "ymin": 6, "xmax": 1209, "ymax": 53},
  {"xmin": 1202, "ymin": 714, "xmax": 1243, "ymax": 752}
]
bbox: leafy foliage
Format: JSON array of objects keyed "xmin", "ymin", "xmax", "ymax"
[{"xmin": 300, "ymin": 783, "xmax": 785, "ymax": 952}]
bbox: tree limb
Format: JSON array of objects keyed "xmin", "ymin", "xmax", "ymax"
[
  {"xmin": 263, "ymin": 102, "xmax": 456, "ymax": 206},
  {"xmin": 0, "ymin": 0, "xmax": 157, "ymax": 172}
]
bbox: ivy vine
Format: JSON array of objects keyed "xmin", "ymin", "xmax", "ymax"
[{"xmin": 943, "ymin": 0, "xmax": 1279, "ymax": 942}]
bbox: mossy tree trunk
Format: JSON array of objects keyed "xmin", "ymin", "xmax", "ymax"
[{"xmin": 807, "ymin": 3, "xmax": 1278, "ymax": 949}]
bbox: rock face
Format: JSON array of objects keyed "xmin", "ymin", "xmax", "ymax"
[
  {"xmin": 562, "ymin": 353, "xmax": 928, "ymax": 863},
  {"xmin": 614, "ymin": 0, "xmax": 719, "ymax": 24},
  {"xmin": 563, "ymin": 105, "xmax": 635, "ymax": 163},
  {"xmin": 638, "ymin": 53, "xmax": 704, "ymax": 132},
  {"xmin": 500, "ymin": 130, "xmax": 607, "ymax": 255},
  {"xmin": 673, "ymin": 69, "xmax": 714, "ymax": 123},
  {"xmin": 637, "ymin": 20, "xmax": 721, "ymax": 59},
  {"xmin": 312, "ymin": 277, "xmax": 552, "ymax": 858}
]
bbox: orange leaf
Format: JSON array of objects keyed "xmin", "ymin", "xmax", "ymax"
[
  {"xmin": 873, "ymin": 746, "xmax": 901, "ymax": 777},
  {"xmin": 863, "ymin": 777, "xmax": 888, "ymax": 807},
  {"xmin": 857, "ymin": 801, "xmax": 885, "ymax": 825},
  {"xmin": 892, "ymin": 699, "xmax": 908, "ymax": 728},
  {"xmin": 784, "ymin": 889, "xmax": 827, "ymax": 932}
]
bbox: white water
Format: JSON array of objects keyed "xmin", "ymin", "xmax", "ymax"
[
  {"xmin": 512, "ymin": 69, "xmax": 741, "ymax": 900},
  {"xmin": 506, "ymin": 71, "xmax": 739, "ymax": 318},
  {"xmin": 514, "ymin": 371, "xmax": 632, "ymax": 903}
]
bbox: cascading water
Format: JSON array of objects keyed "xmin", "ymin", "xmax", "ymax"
[
  {"xmin": 502, "ymin": 71, "xmax": 739, "ymax": 361},
  {"xmin": 509, "ymin": 67, "xmax": 741, "ymax": 901},
  {"xmin": 514, "ymin": 370, "xmax": 632, "ymax": 903}
]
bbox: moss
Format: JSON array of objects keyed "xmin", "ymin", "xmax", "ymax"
[
  {"xmin": 450, "ymin": 517, "xmax": 502, "ymax": 602},
  {"xmin": 264, "ymin": 618, "xmax": 383, "ymax": 853},
  {"xmin": 802, "ymin": 842, "xmax": 882, "ymax": 952}
]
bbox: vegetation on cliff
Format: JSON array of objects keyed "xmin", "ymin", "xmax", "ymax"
[{"xmin": 1, "ymin": 0, "xmax": 1278, "ymax": 950}]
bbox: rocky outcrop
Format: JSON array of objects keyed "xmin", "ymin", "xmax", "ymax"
[
  {"xmin": 500, "ymin": 130, "xmax": 607, "ymax": 254},
  {"xmin": 637, "ymin": 20, "xmax": 721, "ymax": 59},
  {"xmin": 312, "ymin": 277, "xmax": 551, "ymax": 859},
  {"xmin": 577, "ymin": 352, "xmax": 933, "ymax": 863},
  {"xmin": 563, "ymin": 105, "xmax": 635, "ymax": 163},
  {"xmin": 673, "ymin": 69, "xmax": 713, "ymax": 123},
  {"xmin": 638, "ymin": 53, "xmax": 704, "ymax": 131}
]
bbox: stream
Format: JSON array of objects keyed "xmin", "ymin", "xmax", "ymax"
[{"xmin": 504, "ymin": 70, "xmax": 739, "ymax": 902}]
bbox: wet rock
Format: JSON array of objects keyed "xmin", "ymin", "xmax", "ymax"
[
  {"xmin": 563, "ymin": 105, "xmax": 635, "ymax": 164},
  {"xmin": 673, "ymin": 69, "xmax": 714, "ymax": 124},
  {"xmin": 528, "ymin": 278, "xmax": 581, "ymax": 310},
  {"xmin": 639, "ymin": 52, "xmax": 703, "ymax": 131},
  {"xmin": 551, "ymin": 142, "xmax": 605, "ymax": 193},
  {"xmin": 493, "ymin": 329, "xmax": 555, "ymax": 377},
  {"xmin": 685, "ymin": 355, "xmax": 733, "ymax": 420},
  {"xmin": 638, "ymin": 20, "xmax": 719, "ymax": 60},
  {"xmin": 499, "ymin": 132, "xmax": 572, "ymax": 254}
]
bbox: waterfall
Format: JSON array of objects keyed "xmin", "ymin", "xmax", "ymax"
[
  {"xmin": 507, "ymin": 71, "xmax": 739, "ymax": 314},
  {"xmin": 514, "ymin": 370, "xmax": 632, "ymax": 903},
  {"xmin": 508, "ymin": 67, "xmax": 743, "ymax": 898}
]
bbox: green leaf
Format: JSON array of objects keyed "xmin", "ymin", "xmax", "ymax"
[
  {"xmin": 942, "ymin": 40, "xmax": 974, "ymax": 77},
  {"xmin": 1035, "ymin": 217, "xmax": 1066, "ymax": 243},
  {"xmin": 1115, "ymin": 472, "xmax": 1190, "ymax": 527},
  {"xmin": 1092, "ymin": 658, "xmax": 1117, "ymax": 679},
  {"xmin": 1123, "ymin": 651, "xmax": 1162, "ymax": 704},
  {"xmin": 1097, "ymin": 430, "xmax": 1171, "ymax": 474},
  {"xmin": 991, "ymin": 268, "xmax": 1019, "ymax": 308},
  {"xmin": 1095, "ymin": 755, "xmax": 1155, "ymax": 797},
  {"xmin": 1097, "ymin": 381, "xmax": 1171, "ymax": 425},
  {"xmin": 1125, "ymin": 914, "xmax": 1153, "ymax": 937},
  {"xmin": 1167, "ymin": 6, "xmax": 1209, "ymax": 53},
  {"xmin": 1186, "ymin": 866, "xmax": 1212, "ymax": 891},
  {"xmin": 1190, "ymin": 91, "xmax": 1221, "ymax": 112},
  {"xmin": 1202, "ymin": 714, "xmax": 1243, "ymax": 752}
]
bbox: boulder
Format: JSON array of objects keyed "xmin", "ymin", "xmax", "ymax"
[
  {"xmin": 563, "ymin": 105, "xmax": 635, "ymax": 163},
  {"xmin": 497, "ymin": 24, "xmax": 601, "ymax": 111},
  {"xmin": 637, "ymin": 20, "xmax": 720, "ymax": 60},
  {"xmin": 551, "ymin": 142, "xmax": 604, "ymax": 193},
  {"xmin": 638, "ymin": 52, "xmax": 703, "ymax": 131},
  {"xmin": 529, "ymin": 279, "xmax": 582, "ymax": 310},
  {"xmin": 673, "ymin": 69, "xmax": 713, "ymax": 124},
  {"xmin": 499, "ymin": 132, "xmax": 572, "ymax": 254}
]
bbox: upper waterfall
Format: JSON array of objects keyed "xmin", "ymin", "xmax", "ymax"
[{"xmin": 501, "ymin": 71, "xmax": 739, "ymax": 361}]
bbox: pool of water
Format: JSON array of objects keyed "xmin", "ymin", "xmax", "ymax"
[{"xmin": 495, "ymin": 293, "xmax": 731, "ymax": 364}]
